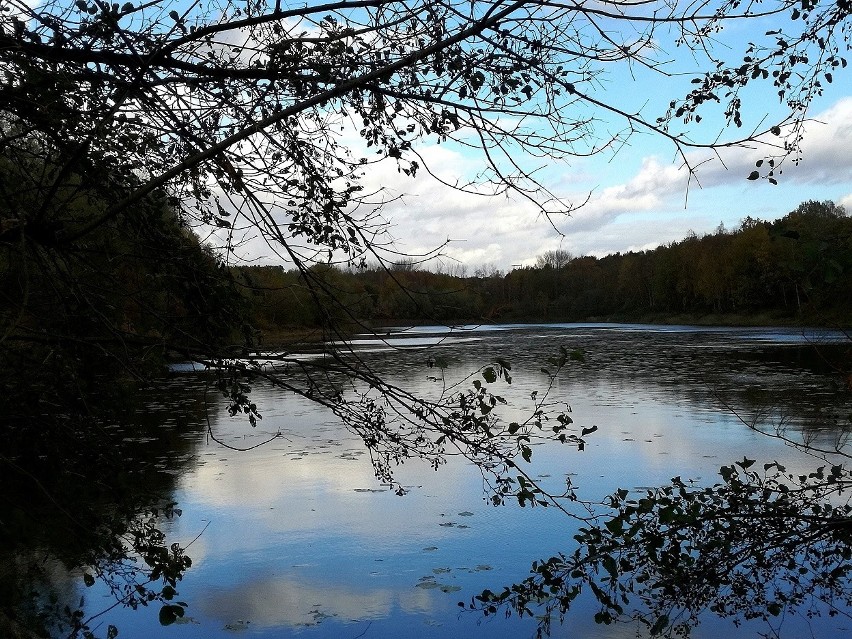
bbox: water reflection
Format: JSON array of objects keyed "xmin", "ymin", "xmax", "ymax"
[
  {"xmin": 0, "ymin": 377, "xmax": 211, "ymax": 637},
  {"xmin": 199, "ymin": 573, "xmax": 437, "ymax": 628},
  {"xmin": 6, "ymin": 324, "xmax": 851, "ymax": 638}
]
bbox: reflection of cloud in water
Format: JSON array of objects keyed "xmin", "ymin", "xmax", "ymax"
[
  {"xmin": 177, "ymin": 397, "xmax": 484, "ymax": 555},
  {"xmin": 199, "ymin": 573, "xmax": 435, "ymax": 628}
]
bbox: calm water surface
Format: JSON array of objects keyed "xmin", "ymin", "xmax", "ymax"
[{"xmin": 82, "ymin": 324, "xmax": 851, "ymax": 638}]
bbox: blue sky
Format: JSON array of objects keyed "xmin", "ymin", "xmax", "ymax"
[
  {"xmin": 348, "ymin": 7, "xmax": 852, "ymax": 272},
  {"xmin": 360, "ymin": 95, "xmax": 852, "ymax": 272},
  {"xmin": 31, "ymin": 0, "xmax": 841, "ymax": 273}
]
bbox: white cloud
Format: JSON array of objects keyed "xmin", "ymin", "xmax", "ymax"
[
  {"xmin": 683, "ymin": 97, "xmax": 852, "ymax": 188},
  {"xmin": 225, "ymin": 96, "xmax": 852, "ymax": 271},
  {"xmin": 199, "ymin": 574, "xmax": 436, "ymax": 628}
]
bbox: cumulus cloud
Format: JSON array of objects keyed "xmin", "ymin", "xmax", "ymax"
[
  {"xmin": 682, "ymin": 97, "xmax": 852, "ymax": 187},
  {"xmin": 228, "ymin": 97, "xmax": 852, "ymax": 271},
  {"xmin": 521, "ymin": 97, "xmax": 852, "ymax": 260}
]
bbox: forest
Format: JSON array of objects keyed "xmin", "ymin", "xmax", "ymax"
[
  {"xmin": 3, "ymin": 0, "xmax": 852, "ymax": 637},
  {"xmin": 236, "ymin": 199, "xmax": 852, "ymax": 336}
]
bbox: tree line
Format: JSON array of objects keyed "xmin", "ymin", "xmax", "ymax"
[
  {"xmin": 236, "ymin": 200, "xmax": 852, "ymax": 334},
  {"xmin": 3, "ymin": 0, "xmax": 851, "ymax": 636}
]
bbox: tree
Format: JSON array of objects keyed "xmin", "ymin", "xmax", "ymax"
[
  {"xmin": 474, "ymin": 458, "xmax": 852, "ymax": 638},
  {"xmin": 536, "ymin": 249, "xmax": 573, "ymax": 270},
  {"xmin": 2, "ymin": 0, "xmax": 851, "ymax": 636},
  {"xmin": 3, "ymin": 0, "xmax": 849, "ymax": 383},
  {"xmin": 5, "ymin": 0, "xmax": 844, "ymax": 489}
]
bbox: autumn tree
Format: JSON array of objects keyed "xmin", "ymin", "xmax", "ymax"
[
  {"xmin": 1, "ymin": 0, "xmax": 851, "ymax": 635},
  {"xmin": 536, "ymin": 249, "xmax": 574, "ymax": 270},
  {"xmin": 3, "ymin": 0, "xmax": 849, "ymax": 417}
]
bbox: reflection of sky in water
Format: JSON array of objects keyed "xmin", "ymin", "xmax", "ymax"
[{"xmin": 93, "ymin": 325, "xmax": 851, "ymax": 638}]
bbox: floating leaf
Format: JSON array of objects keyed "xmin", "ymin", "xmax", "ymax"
[{"xmin": 159, "ymin": 604, "xmax": 185, "ymax": 626}]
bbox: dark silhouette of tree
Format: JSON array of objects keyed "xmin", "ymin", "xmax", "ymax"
[
  {"xmin": 2, "ymin": 0, "xmax": 851, "ymax": 636},
  {"xmin": 5, "ymin": 0, "xmax": 845, "ymax": 496},
  {"xmin": 536, "ymin": 249, "xmax": 573, "ymax": 270},
  {"xmin": 473, "ymin": 458, "xmax": 852, "ymax": 638}
]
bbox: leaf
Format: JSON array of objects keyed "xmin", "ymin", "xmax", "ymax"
[
  {"xmin": 650, "ymin": 614, "xmax": 670, "ymax": 635},
  {"xmin": 169, "ymin": 10, "xmax": 180, "ymax": 21},
  {"xmin": 581, "ymin": 425, "xmax": 598, "ymax": 436},
  {"xmin": 747, "ymin": 171, "xmax": 760, "ymax": 180},
  {"xmin": 83, "ymin": 573, "xmax": 95, "ymax": 587},
  {"xmin": 159, "ymin": 604, "xmax": 185, "ymax": 626},
  {"xmin": 604, "ymin": 517, "xmax": 623, "ymax": 535},
  {"xmin": 495, "ymin": 357, "xmax": 511, "ymax": 371},
  {"xmin": 602, "ymin": 555, "xmax": 618, "ymax": 578},
  {"xmin": 737, "ymin": 456, "xmax": 756, "ymax": 469},
  {"xmin": 482, "ymin": 367, "xmax": 497, "ymax": 384}
]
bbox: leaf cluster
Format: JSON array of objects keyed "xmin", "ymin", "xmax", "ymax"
[{"xmin": 472, "ymin": 459, "xmax": 852, "ymax": 637}]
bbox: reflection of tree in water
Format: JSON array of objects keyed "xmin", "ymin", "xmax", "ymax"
[
  {"xmin": 665, "ymin": 341, "xmax": 852, "ymax": 453},
  {"xmin": 0, "ymin": 376, "xmax": 211, "ymax": 638},
  {"xmin": 563, "ymin": 331, "xmax": 851, "ymax": 441},
  {"xmin": 468, "ymin": 331, "xmax": 852, "ymax": 638}
]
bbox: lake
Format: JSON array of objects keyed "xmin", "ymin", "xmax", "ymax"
[{"xmin": 16, "ymin": 323, "xmax": 852, "ymax": 639}]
